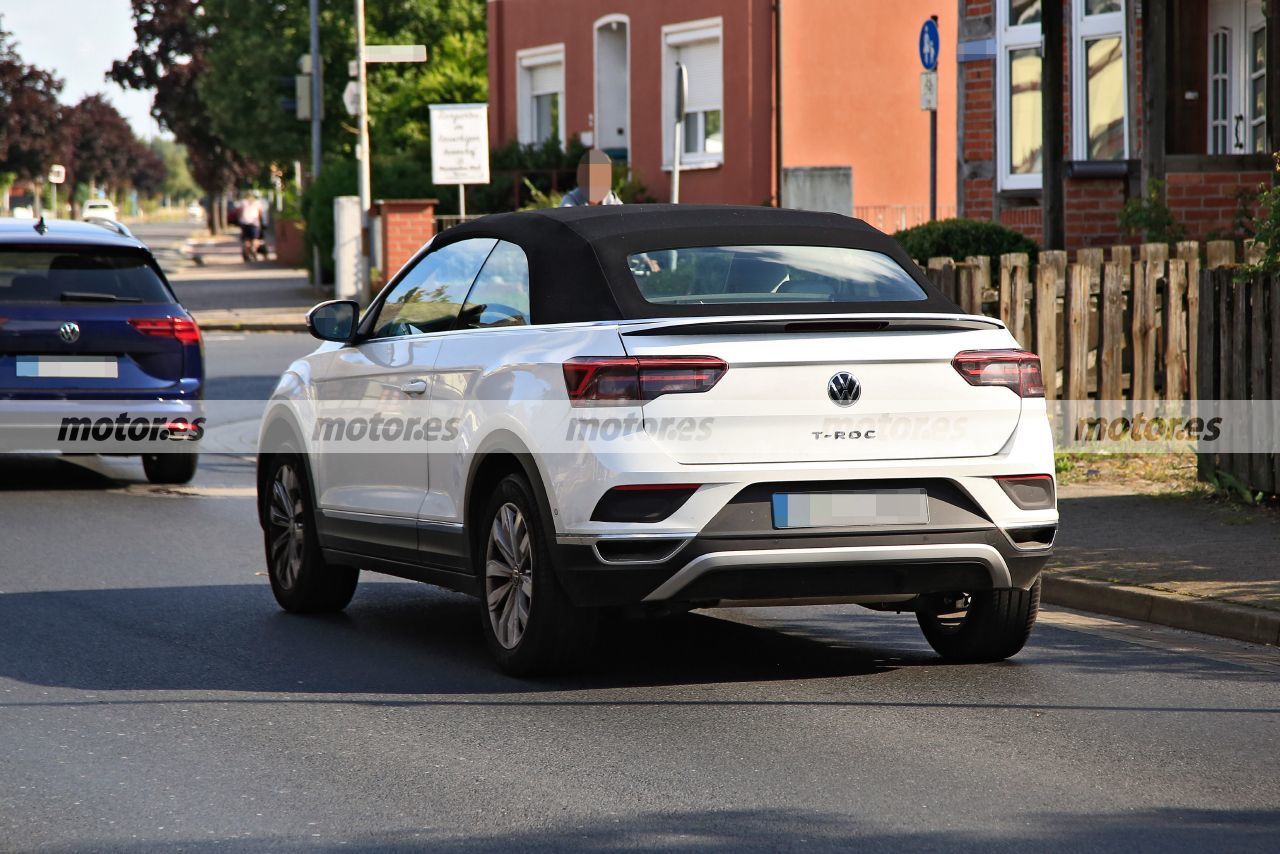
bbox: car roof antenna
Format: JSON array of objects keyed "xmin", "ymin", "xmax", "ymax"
[{"xmin": 33, "ymin": 215, "xmax": 48, "ymax": 235}]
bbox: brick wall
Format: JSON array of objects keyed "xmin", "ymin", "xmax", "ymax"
[
  {"xmin": 373, "ymin": 199, "xmax": 437, "ymax": 284},
  {"xmin": 1064, "ymin": 178, "xmax": 1128, "ymax": 247},
  {"xmin": 1166, "ymin": 171, "xmax": 1268, "ymax": 242}
]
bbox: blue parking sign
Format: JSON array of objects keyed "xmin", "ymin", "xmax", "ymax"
[{"xmin": 919, "ymin": 19, "xmax": 940, "ymax": 71}]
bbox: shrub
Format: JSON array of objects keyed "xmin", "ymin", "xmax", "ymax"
[
  {"xmin": 1118, "ymin": 178, "xmax": 1186, "ymax": 245},
  {"xmin": 1240, "ymin": 153, "xmax": 1280, "ymax": 275},
  {"xmin": 302, "ymin": 155, "xmax": 436, "ymax": 282},
  {"xmin": 892, "ymin": 218, "xmax": 1039, "ymax": 262}
]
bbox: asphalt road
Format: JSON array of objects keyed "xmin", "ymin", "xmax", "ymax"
[{"xmin": 2, "ymin": 334, "xmax": 1279, "ymax": 852}]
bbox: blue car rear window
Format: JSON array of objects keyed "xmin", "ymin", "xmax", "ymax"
[{"xmin": 0, "ymin": 248, "xmax": 172, "ymax": 304}]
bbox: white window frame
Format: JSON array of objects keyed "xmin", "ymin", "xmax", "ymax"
[
  {"xmin": 996, "ymin": 3, "xmax": 1043, "ymax": 190},
  {"xmin": 1071, "ymin": 1, "xmax": 1129, "ymax": 161},
  {"xmin": 1249, "ymin": 21, "xmax": 1267, "ymax": 152},
  {"xmin": 661, "ymin": 17, "xmax": 724, "ymax": 170},
  {"xmin": 515, "ymin": 43, "xmax": 565, "ymax": 149},
  {"xmin": 593, "ymin": 14, "xmax": 631, "ymax": 154}
]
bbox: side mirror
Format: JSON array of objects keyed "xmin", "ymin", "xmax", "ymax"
[{"xmin": 306, "ymin": 300, "xmax": 360, "ymax": 342}]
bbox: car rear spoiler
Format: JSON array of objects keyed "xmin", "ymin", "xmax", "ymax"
[{"xmin": 619, "ymin": 314, "xmax": 1004, "ymax": 336}]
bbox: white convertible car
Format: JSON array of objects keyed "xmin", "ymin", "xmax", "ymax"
[{"xmin": 257, "ymin": 205, "xmax": 1056, "ymax": 675}]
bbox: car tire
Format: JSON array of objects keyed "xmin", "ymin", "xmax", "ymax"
[
  {"xmin": 142, "ymin": 452, "xmax": 199, "ymax": 485},
  {"xmin": 477, "ymin": 473, "xmax": 597, "ymax": 676},
  {"xmin": 262, "ymin": 453, "xmax": 358, "ymax": 613},
  {"xmin": 916, "ymin": 579, "xmax": 1040, "ymax": 663}
]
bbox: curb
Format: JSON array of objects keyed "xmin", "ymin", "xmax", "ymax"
[
  {"xmin": 1042, "ymin": 575, "xmax": 1280, "ymax": 647},
  {"xmin": 196, "ymin": 321, "xmax": 307, "ymax": 333}
]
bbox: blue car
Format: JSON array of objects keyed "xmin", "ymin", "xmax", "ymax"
[{"xmin": 0, "ymin": 218, "xmax": 203, "ymax": 483}]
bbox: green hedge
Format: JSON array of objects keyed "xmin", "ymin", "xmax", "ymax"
[{"xmin": 893, "ymin": 218, "xmax": 1038, "ymax": 262}]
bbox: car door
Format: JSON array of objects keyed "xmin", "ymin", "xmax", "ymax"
[
  {"xmin": 423, "ymin": 240, "xmax": 538, "ymax": 541},
  {"xmin": 311, "ymin": 237, "xmax": 496, "ymax": 564}
]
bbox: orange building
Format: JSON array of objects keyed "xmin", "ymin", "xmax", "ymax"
[{"xmin": 487, "ymin": 0, "xmax": 957, "ymax": 227}]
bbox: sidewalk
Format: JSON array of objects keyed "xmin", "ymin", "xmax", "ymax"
[
  {"xmin": 1047, "ymin": 483, "xmax": 1280, "ymax": 646},
  {"xmin": 169, "ymin": 233, "xmax": 322, "ymax": 331}
]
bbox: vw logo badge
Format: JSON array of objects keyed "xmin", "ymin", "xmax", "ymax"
[
  {"xmin": 58, "ymin": 321, "xmax": 81, "ymax": 344},
  {"xmin": 827, "ymin": 371, "xmax": 861, "ymax": 407}
]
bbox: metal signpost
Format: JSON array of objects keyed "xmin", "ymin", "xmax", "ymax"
[
  {"xmin": 351, "ymin": 0, "xmax": 426, "ymax": 296},
  {"xmin": 429, "ymin": 104, "xmax": 490, "ymax": 220},
  {"xmin": 309, "ymin": 0, "xmax": 322, "ymax": 287},
  {"xmin": 919, "ymin": 17, "xmax": 940, "ymax": 222},
  {"xmin": 671, "ymin": 63, "xmax": 688, "ymax": 204},
  {"xmin": 47, "ymin": 165, "xmax": 65, "ymax": 217}
]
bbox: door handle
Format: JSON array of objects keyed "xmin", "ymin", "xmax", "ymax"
[
  {"xmin": 399, "ymin": 378, "xmax": 428, "ymax": 395},
  {"xmin": 1234, "ymin": 114, "xmax": 1245, "ymax": 149}
]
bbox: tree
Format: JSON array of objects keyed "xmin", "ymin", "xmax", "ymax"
[
  {"xmin": 0, "ymin": 19, "xmax": 66, "ymax": 194},
  {"xmin": 129, "ymin": 142, "xmax": 168, "ymax": 198},
  {"xmin": 151, "ymin": 137, "xmax": 199, "ymax": 202},
  {"xmin": 64, "ymin": 95, "xmax": 137, "ymax": 195},
  {"xmin": 111, "ymin": 0, "xmax": 249, "ymax": 230},
  {"xmin": 197, "ymin": 0, "xmax": 487, "ymax": 164}
]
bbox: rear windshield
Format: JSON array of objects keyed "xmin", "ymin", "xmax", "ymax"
[
  {"xmin": 627, "ymin": 245, "xmax": 927, "ymax": 306},
  {"xmin": 0, "ymin": 248, "xmax": 172, "ymax": 304}
]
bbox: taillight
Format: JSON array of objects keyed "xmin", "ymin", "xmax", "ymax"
[
  {"xmin": 563, "ymin": 356, "xmax": 727, "ymax": 405},
  {"xmin": 130, "ymin": 316, "xmax": 201, "ymax": 345},
  {"xmin": 952, "ymin": 349, "xmax": 1044, "ymax": 398}
]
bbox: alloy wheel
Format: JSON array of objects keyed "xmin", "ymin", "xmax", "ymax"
[
  {"xmin": 485, "ymin": 502, "xmax": 533, "ymax": 649},
  {"xmin": 267, "ymin": 463, "xmax": 306, "ymax": 589}
]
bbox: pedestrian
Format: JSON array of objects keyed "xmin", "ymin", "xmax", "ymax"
[
  {"xmin": 238, "ymin": 192, "xmax": 264, "ymax": 262},
  {"xmin": 560, "ymin": 149, "xmax": 623, "ymax": 207}
]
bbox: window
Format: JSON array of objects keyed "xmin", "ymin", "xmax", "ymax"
[
  {"xmin": 370, "ymin": 238, "xmax": 496, "ymax": 338},
  {"xmin": 1211, "ymin": 29, "xmax": 1232, "ymax": 153},
  {"xmin": 459, "ymin": 241, "xmax": 531, "ymax": 329},
  {"xmin": 0, "ymin": 249, "xmax": 172, "ymax": 304},
  {"xmin": 662, "ymin": 18, "xmax": 724, "ymax": 167},
  {"xmin": 997, "ymin": 2, "xmax": 1043, "ymax": 189},
  {"xmin": 626, "ymin": 245, "xmax": 927, "ymax": 306},
  {"xmin": 516, "ymin": 44, "xmax": 564, "ymax": 148},
  {"xmin": 1072, "ymin": 0, "xmax": 1128, "ymax": 161},
  {"xmin": 1249, "ymin": 23, "xmax": 1267, "ymax": 152}
]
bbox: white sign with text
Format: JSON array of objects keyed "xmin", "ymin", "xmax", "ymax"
[{"xmin": 429, "ymin": 103, "xmax": 490, "ymax": 185}]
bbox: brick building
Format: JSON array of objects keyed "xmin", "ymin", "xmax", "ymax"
[
  {"xmin": 487, "ymin": 0, "xmax": 958, "ymax": 225},
  {"xmin": 958, "ymin": 0, "xmax": 1279, "ymax": 249}
]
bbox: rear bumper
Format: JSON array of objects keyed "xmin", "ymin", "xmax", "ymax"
[{"xmin": 552, "ymin": 527, "xmax": 1052, "ymax": 608}]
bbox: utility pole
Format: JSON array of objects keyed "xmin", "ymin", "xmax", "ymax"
[
  {"xmin": 354, "ymin": 0, "xmax": 372, "ymax": 298},
  {"xmin": 309, "ymin": 0, "xmax": 323, "ymax": 286}
]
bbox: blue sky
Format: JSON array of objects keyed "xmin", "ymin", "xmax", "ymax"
[{"xmin": 2, "ymin": 0, "xmax": 161, "ymax": 137}]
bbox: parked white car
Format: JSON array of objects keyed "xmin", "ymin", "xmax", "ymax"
[
  {"xmin": 82, "ymin": 199, "xmax": 119, "ymax": 221},
  {"xmin": 257, "ymin": 206, "xmax": 1057, "ymax": 675}
]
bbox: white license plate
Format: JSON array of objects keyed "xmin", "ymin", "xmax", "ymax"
[
  {"xmin": 15, "ymin": 356, "xmax": 119, "ymax": 379},
  {"xmin": 772, "ymin": 489, "xmax": 929, "ymax": 529}
]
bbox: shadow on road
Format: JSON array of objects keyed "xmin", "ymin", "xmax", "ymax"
[
  {"xmin": 36, "ymin": 806, "xmax": 1280, "ymax": 852},
  {"xmin": 0, "ymin": 582, "xmax": 919, "ymax": 697},
  {"xmin": 3, "ymin": 580, "xmax": 1278, "ymax": 701},
  {"xmin": 0, "ymin": 455, "xmax": 133, "ymax": 490}
]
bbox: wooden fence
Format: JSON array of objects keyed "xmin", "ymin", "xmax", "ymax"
[
  {"xmin": 1196, "ymin": 267, "xmax": 1280, "ymax": 495},
  {"xmin": 920, "ymin": 240, "xmax": 1262, "ymax": 402}
]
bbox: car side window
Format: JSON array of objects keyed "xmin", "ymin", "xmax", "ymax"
[
  {"xmin": 369, "ymin": 238, "xmax": 497, "ymax": 338},
  {"xmin": 457, "ymin": 241, "xmax": 531, "ymax": 329}
]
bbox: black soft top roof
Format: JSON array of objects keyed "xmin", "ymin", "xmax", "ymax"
[{"xmin": 432, "ymin": 204, "xmax": 958, "ymax": 324}]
